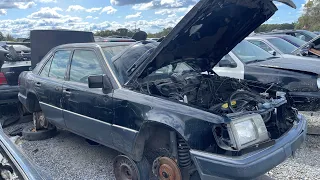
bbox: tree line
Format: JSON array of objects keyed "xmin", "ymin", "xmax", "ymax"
[
  {"xmin": 0, "ymin": 32, "xmax": 15, "ymax": 41},
  {"xmin": 94, "ymin": 27, "xmax": 173, "ymax": 38}
]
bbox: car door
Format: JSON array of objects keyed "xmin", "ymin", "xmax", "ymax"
[
  {"xmin": 213, "ymin": 53, "xmax": 244, "ymax": 79},
  {"xmin": 34, "ymin": 50, "xmax": 72, "ymax": 128},
  {"xmin": 62, "ymin": 49, "xmax": 114, "ymax": 146}
]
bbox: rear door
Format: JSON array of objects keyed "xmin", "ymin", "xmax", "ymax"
[
  {"xmin": 62, "ymin": 49, "xmax": 114, "ymax": 145},
  {"xmin": 35, "ymin": 50, "xmax": 72, "ymax": 128}
]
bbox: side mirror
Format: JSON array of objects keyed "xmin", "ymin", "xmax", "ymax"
[
  {"xmin": 219, "ymin": 59, "xmax": 237, "ymax": 68},
  {"xmin": 88, "ymin": 75, "xmax": 113, "ymax": 92}
]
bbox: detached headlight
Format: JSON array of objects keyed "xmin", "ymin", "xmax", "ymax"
[
  {"xmin": 317, "ymin": 77, "xmax": 320, "ymax": 89},
  {"xmin": 227, "ymin": 114, "xmax": 269, "ymax": 150}
]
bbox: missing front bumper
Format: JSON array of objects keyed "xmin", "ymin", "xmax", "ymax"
[{"xmin": 190, "ymin": 114, "xmax": 307, "ymax": 180}]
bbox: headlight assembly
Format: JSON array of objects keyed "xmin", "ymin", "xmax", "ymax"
[
  {"xmin": 213, "ymin": 114, "xmax": 269, "ymax": 151},
  {"xmin": 317, "ymin": 77, "xmax": 320, "ymax": 89}
]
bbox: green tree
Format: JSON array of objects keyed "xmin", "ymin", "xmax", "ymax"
[
  {"xmin": 0, "ymin": 32, "xmax": 4, "ymax": 41},
  {"xmin": 5, "ymin": 34, "xmax": 15, "ymax": 41},
  {"xmin": 147, "ymin": 27, "xmax": 173, "ymax": 38},
  {"xmin": 295, "ymin": 0, "xmax": 320, "ymax": 31}
]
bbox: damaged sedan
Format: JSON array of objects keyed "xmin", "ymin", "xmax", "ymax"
[{"xmin": 18, "ymin": 0, "xmax": 306, "ymax": 179}]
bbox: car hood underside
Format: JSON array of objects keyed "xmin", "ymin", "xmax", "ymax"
[{"xmin": 135, "ymin": 0, "xmax": 296, "ymax": 79}]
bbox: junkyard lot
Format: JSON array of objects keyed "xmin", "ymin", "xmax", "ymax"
[{"xmin": 1, "ymin": 110, "xmax": 320, "ymax": 180}]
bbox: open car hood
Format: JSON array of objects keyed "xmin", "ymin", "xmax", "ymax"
[{"xmin": 136, "ymin": 0, "xmax": 296, "ymax": 79}]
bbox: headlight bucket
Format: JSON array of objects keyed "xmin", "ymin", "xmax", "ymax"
[{"xmin": 227, "ymin": 114, "xmax": 269, "ymax": 150}]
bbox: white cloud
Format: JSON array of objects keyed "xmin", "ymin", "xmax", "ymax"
[
  {"xmin": 86, "ymin": 7, "xmax": 102, "ymax": 13},
  {"xmin": 155, "ymin": 5, "xmax": 192, "ymax": 15},
  {"xmin": 67, "ymin": 5, "xmax": 86, "ymax": 12},
  {"xmin": 37, "ymin": 0, "xmax": 57, "ymax": 3},
  {"xmin": 0, "ymin": 9, "xmax": 6, "ymax": 15},
  {"xmin": 28, "ymin": 7, "xmax": 63, "ymax": 19},
  {"xmin": 100, "ymin": 6, "xmax": 117, "ymax": 14},
  {"xmin": 86, "ymin": 16, "xmax": 93, "ymax": 19},
  {"xmin": 0, "ymin": 1, "xmax": 36, "ymax": 9},
  {"xmin": 125, "ymin": 12, "xmax": 142, "ymax": 19},
  {"xmin": 110, "ymin": 0, "xmax": 151, "ymax": 6},
  {"xmin": 132, "ymin": 0, "xmax": 195, "ymax": 10},
  {"xmin": 94, "ymin": 17, "xmax": 99, "ymax": 19}
]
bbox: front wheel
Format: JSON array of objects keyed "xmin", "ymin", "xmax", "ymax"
[{"xmin": 113, "ymin": 155, "xmax": 150, "ymax": 180}]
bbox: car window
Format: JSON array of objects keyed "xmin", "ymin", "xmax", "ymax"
[
  {"xmin": 248, "ymin": 40, "xmax": 273, "ymax": 52},
  {"xmin": 40, "ymin": 56, "xmax": 53, "ymax": 77},
  {"xmin": 102, "ymin": 46, "xmax": 129, "ymax": 61},
  {"xmin": 268, "ymin": 38, "xmax": 297, "ymax": 54},
  {"xmin": 49, "ymin": 50, "xmax": 71, "ymax": 80},
  {"xmin": 295, "ymin": 32, "xmax": 308, "ymax": 41},
  {"xmin": 281, "ymin": 36, "xmax": 306, "ymax": 47},
  {"xmin": 232, "ymin": 40, "xmax": 273, "ymax": 63},
  {"xmin": 69, "ymin": 50, "xmax": 104, "ymax": 84}
]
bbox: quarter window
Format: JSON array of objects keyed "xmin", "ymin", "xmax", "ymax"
[
  {"xmin": 69, "ymin": 50, "xmax": 104, "ymax": 84},
  {"xmin": 49, "ymin": 50, "xmax": 71, "ymax": 80},
  {"xmin": 40, "ymin": 56, "xmax": 53, "ymax": 77}
]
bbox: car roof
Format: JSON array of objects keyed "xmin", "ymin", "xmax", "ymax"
[
  {"xmin": 55, "ymin": 42, "xmax": 134, "ymax": 49},
  {"xmin": 245, "ymin": 36, "xmax": 277, "ymax": 40}
]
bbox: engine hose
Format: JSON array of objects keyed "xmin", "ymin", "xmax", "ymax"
[
  {"xmin": 228, "ymin": 90, "xmax": 271, "ymax": 122},
  {"xmin": 177, "ymin": 137, "xmax": 192, "ymax": 168}
]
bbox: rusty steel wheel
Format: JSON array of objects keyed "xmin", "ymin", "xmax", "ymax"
[
  {"xmin": 33, "ymin": 111, "xmax": 48, "ymax": 130},
  {"xmin": 152, "ymin": 157, "xmax": 182, "ymax": 180}
]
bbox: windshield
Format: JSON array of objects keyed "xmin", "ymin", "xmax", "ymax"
[
  {"xmin": 268, "ymin": 38, "xmax": 297, "ymax": 54},
  {"xmin": 232, "ymin": 40, "xmax": 274, "ymax": 63}
]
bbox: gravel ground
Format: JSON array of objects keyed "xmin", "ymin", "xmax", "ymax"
[{"xmin": 1, "ymin": 111, "xmax": 320, "ymax": 180}]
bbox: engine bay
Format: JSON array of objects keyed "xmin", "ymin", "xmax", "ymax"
[{"xmin": 137, "ymin": 64, "xmax": 298, "ymax": 152}]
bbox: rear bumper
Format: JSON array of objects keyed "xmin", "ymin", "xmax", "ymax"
[
  {"xmin": 0, "ymin": 85, "xmax": 19, "ymax": 105},
  {"xmin": 289, "ymin": 91, "xmax": 320, "ymax": 111},
  {"xmin": 190, "ymin": 114, "xmax": 307, "ymax": 180}
]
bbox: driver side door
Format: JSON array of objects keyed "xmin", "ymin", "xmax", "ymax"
[{"xmin": 62, "ymin": 49, "xmax": 114, "ymax": 146}]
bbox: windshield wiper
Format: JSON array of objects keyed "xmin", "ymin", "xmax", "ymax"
[
  {"xmin": 246, "ymin": 59, "xmax": 267, "ymax": 64},
  {"xmin": 266, "ymin": 56, "xmax": 280, "ymax": 60}
]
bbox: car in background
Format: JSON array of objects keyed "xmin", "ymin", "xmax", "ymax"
[
  {"xmin": 258, "ymin": 34, "xmax": 306, "ymax": 48},
  {"xmin": 214, "ymin": 39, "xmax": 320, "ymax": 111},
  {"xmin": 246, "ymin": 36, "xmax": 298, "ymax": 56},
  {"xmin": 266, "ymin": 29, "xmax": 317, "ymax": 42},
  {"xmin": 0, "ymin": 44, "xmax": 31, "ymax": 106},
  {"xmin": 94, "ymin": 36, "xmax": 136, "ymax": 42}
]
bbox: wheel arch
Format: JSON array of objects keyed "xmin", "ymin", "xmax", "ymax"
[{"xmin": 25, "ymin": 91, "xmax": 41, "ymax": 112}]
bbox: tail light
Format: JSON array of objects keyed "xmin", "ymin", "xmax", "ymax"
[{"xmin": 0, "ymin": 72, "xmax": 7, "ymax": 85}]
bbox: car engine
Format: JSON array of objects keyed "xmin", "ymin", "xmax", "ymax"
[{"xmin": 138, "ymin": 69, "xmax": 297, "ymax": 143}]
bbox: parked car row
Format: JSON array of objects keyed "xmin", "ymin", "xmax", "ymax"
[{"xmin": 14, "ymin": 0, "xmax": 309, "ymax": 180}]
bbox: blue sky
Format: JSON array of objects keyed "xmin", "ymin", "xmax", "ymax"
[{"xmin": 0, "ymin": 0, "xmax": 308, "ymax": 37}]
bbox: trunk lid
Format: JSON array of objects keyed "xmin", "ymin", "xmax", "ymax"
[
  {"xmin": 135, "ymin": 0, "xmax": 296, "ymax": 79},
  {"xmin": 1, "ymin": 61, "xmax": 31, "ymax": 86}
]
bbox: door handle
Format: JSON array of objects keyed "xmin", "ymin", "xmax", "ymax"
[
  {"xmin": 35, "ymin": 82, "xmax": 41, "ymax": 87},
  {"xmin": 63, "ymin": 89, "xmax": 72, "ymax": 95}
]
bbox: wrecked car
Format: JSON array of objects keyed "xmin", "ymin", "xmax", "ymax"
[
  {"xmin": 214, "ymin": 39, "xmax": 320, "ymax": 111},
  {"xmin": 18, "ymin": 0, "xmax": 306, "ymax": 179}
]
